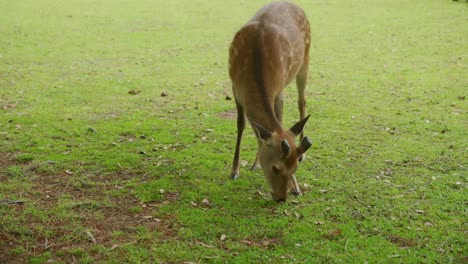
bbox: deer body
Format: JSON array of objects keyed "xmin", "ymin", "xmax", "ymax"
[{"xmin": 228, "ymin": 2, "xmax": 312, "ymax": 202}]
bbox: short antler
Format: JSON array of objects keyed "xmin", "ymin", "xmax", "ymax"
[{"xmin": 281, "ymin": 139, "xmax": 291, "ymax": 158}]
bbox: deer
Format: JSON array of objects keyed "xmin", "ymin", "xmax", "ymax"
[{"xmin": 228, "ymin": 1, "xmax": 312, "ymax": 202}]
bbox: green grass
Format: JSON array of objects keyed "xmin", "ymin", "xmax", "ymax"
[{"xmin": 1, "ymin": 0, "xmax": 466, "ymax": 263}]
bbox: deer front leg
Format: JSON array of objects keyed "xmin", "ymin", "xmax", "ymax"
[
  {"xmin": 274, "ymin": 93, "xmax": 284, "ymax": 125},
  {"xmin": 249, "ymin": 94, "xmax": 284, "ymax": 171},
  {"xmin": 288, "ymin": 174, "xmax": 303, "ymax": 197},
  {"xmin": 230, "ymin": 101, "xmax": 246, "ymax": 179}
]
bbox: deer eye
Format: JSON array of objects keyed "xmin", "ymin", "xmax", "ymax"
[{"xmin": 272, "ymin": 165, "xmax": 280, "ymax": 175}]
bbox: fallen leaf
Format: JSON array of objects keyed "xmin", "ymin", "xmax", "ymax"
[
  {"xmin": 388, "ymin": 235, "xmax": 417, "ymax": 247},
  {"xmin": 128, "ymin": 90, "xmax": 141, "ymax": 95},
  {"xmin": 281, "ymin": 254, "xmax": 295, "ymax": 260},
  {"xmin": 84, "ymin": 230, "xmax": 96, "ymax": 244},
  {"xmin": 197, "ymin": 241, "xmax": 215, "ymax": 248},
  {"xmin": 160, "ymin": 92, "xmax": 168, "ymax": 97},
  {"xmin": 314, "ymin": 221, "xmax": 324, "ymax": 225},
  {"xmin": 414, "ymin": 209, "xmax": 425, "ymax": 214},
  {"xmin": 159, "ymin": 189, "xmax": 166, "ymax": 194},
  {"xmin": 301, "ymin": 183, "xmax": 312, "ymax": 191},
  {"xmin": 220, "ymin": 234, "xmax": 226, "ymax": 241},
  {"xmin": 240, "ymin": 239, "xmax": 254, "ymax": 246},
  {"xmin": 141, "ymin": 215, "xmax": 153, "ymax": 219},
  {"xmin": 0, "ymin": 199, "xmax": 28, "ymax": 205},
  {"xmin": 110, "ymin": 244, "xmax": 119, "ymax": 250},
  {"xmin": 294, "ymin": 212, "xmax": 301, "ymax": 219},
  {"xmin": 204, "ymin": 256, "xmax": 221, "ymax": 260},
  {"xmin": 319, "ymin": 189, "xmax": 328, "ymax": 193},
  {"xmin": 1, "ymin": 104, "xmax": 17, "ymax": 110},
  {"xmin": 201, "ymin": 198, "xmax": 210, "ymax": 205},
  {"xmin": 190, "ymin": 201, "xmax": 198, "ymax": 207},
  {"xmin": 385, "ymin": 127, "xmax": 400, "ymax": 135},
  {"xmin": 240, "ymin": 238, "xmax": 279, "ymax": 248},
  {"xmin": 254, "ymin": 190, "xmax": 264, "ymax": 196},
  {"xmin": 324, "ymin": 229, "xmax": 342, "ymax": 239}
]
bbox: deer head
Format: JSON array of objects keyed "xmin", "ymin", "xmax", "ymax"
[{"xmin": 252, "ymin": 115, "xmax": 312, "ymax": 202}]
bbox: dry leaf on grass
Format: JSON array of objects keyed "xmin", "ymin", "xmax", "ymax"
[
  {"xmin": 388, "ymin": 235, "xmax": 417, "ymax": 247},
  {"xmin": 85, "ymin": 230, "xmax": 97, "ymax": 244},
  {"xmin": 240, "ymin": 239, "xmax": 254, "ymax": 246},
  {"xmin": 201, "ymin": 198, "xmax": 210, "ymax": 205},
  {"xmin": 240, "ymin": 238, "xmax": 280, "ymax": 248},
  {"xmin": 197, "ymin": 241, "xmax": 215, "ymax": 248},
  {"xmin": 323, "ymin": 229, "xmax": 342, "ymax": 239},
  {"xmin": 128, "ymin": 90, "xmax": 141, "ymax": 95},
  {"xmin": 1, "ymin": 104, "xmax": 17, "ymax": 110}
]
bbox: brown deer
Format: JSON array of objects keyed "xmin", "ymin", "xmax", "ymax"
[{"xmin": 228, "ymin": 1, "xmax": 312, "ymax": 202}]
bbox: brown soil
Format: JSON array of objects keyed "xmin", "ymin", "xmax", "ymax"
[{"xmin": 0, "ymin": 153, "xmax": 180, "ymax": 263}]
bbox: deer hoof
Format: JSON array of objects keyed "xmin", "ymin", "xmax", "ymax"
[
  {"xmin": 290, "ymin": 190, "xmax": 303, "ymax": 197},
  {"xmin": 230, "ymin": 173, "xmax": 239, "ymax": 180},
  {"xmin": 249, "ymin": 164, "xmax": 261, "ymax": 171}
]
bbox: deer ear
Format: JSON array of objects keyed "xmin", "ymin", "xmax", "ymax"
[
  {"xmin": 251, "ymin": 121, "xmax": 272, "ymax": 142},
  {"xmin": 289, "ymin": 114, "xmax": 310, "ymax": 136},
  {"xmin": 297, "ymin": 136, "xmax": 312, "ymax": 156}
]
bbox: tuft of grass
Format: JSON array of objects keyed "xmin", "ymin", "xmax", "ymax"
[{"xmin": 1, "ymin": 0, "xmax": 466, "ymax": 263}]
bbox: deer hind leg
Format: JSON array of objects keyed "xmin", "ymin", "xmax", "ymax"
[
  {"xmin": 296, "ymin": 62, "xmax": 309, "ymax": 162},
  {"xmin": 230, "ymin": 101, "xmax": 246, "ymax": 179}
]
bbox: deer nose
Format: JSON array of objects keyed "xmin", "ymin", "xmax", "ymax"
[
  {"xmin": 275, "ymin": 197, "xmax": 286, "ymax": 203},
  {"xmin": 271, "ymin": 192, "xmax": 286, "ymax": 203}
]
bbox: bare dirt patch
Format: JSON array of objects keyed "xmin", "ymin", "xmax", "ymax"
[
  {"xmin": 218, "ymin": 109, "xmax": 237, "ymax": 120},
  {"xmin": 0, "ymin": 155, "xmax": 181, "ymax": 263}
]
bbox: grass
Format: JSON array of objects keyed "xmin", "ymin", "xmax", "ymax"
[{"xmin": 0, "ymin": 0, "xmax": 466, "ymax": 263}]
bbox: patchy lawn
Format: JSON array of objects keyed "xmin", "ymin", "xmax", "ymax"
[{"xmin": 1, "ymin": 0, "xmax": 466, "ymax": 263}]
